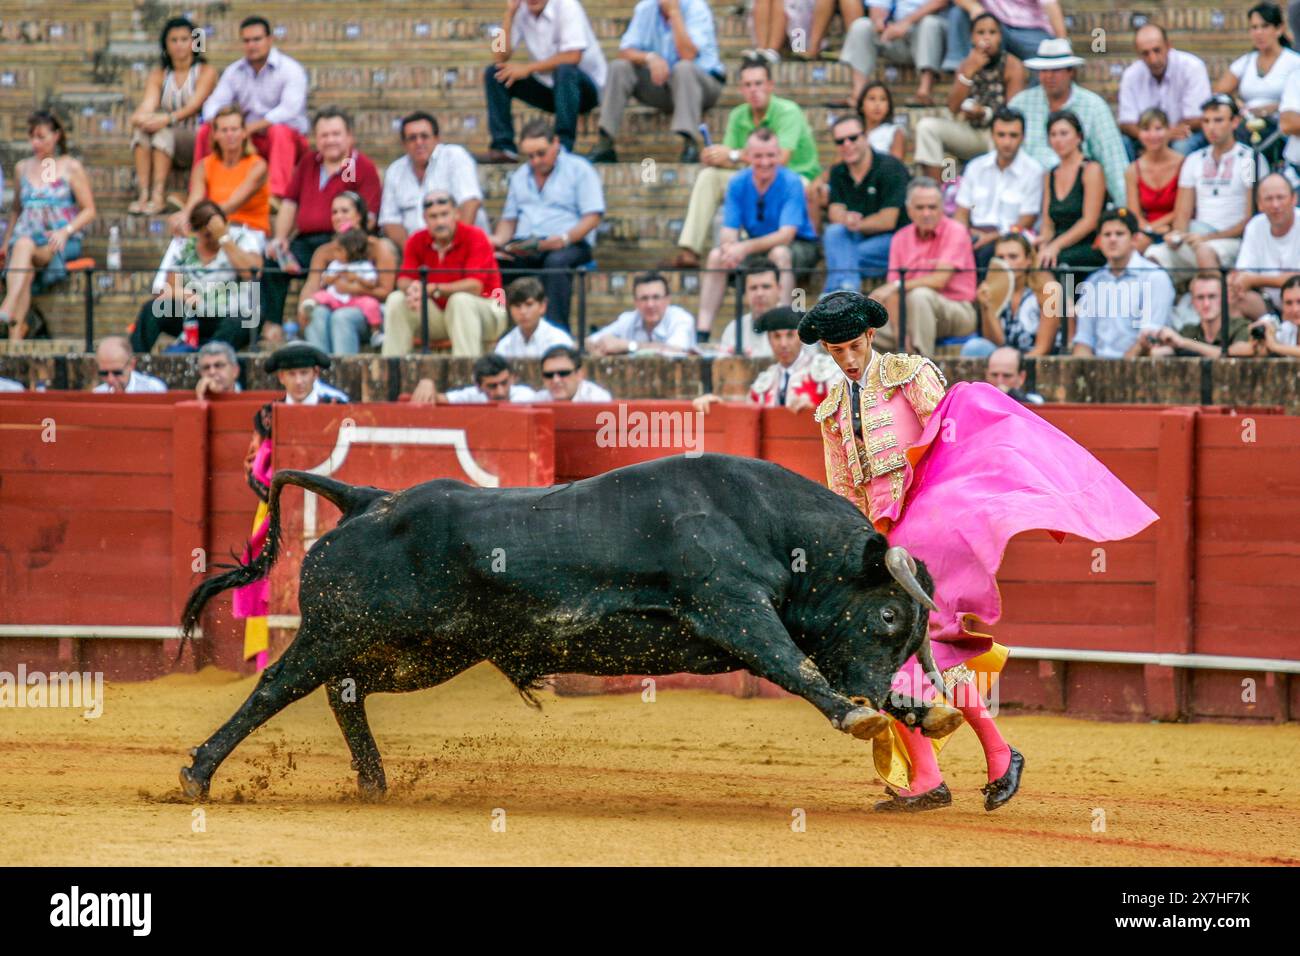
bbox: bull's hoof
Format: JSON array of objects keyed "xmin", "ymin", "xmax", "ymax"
[
  {"xmin": 920, "ymin": 704, "xmax": 963, "ymax": 738},
  {"xmin": 841, "ymin": 706, "xmax": 890, "ymax": 740},
  {"xmin": 873, "ymin": 783, "xmax": 952, "ymax": 812},
  {"xmin": 356, "ymin": 774, "xmax": 388, "ymax": 802},
  {"xmin": 178, "ymin": 766, "xmax": 209, "ymax": 801}
]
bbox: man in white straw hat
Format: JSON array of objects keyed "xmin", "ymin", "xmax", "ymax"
[{"xmin": 1008, "ymin": 37, "xmax": 1129, "ymax": 203}]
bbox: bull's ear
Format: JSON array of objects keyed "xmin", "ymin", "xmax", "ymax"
[{"xmin": 861, "ymin": 530, "xmax": 890, "ymax": 582}]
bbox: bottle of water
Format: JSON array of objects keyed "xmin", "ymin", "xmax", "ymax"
[{"xmin": 107, "ymin": 226, "xmax": 122, "ymax": 271}]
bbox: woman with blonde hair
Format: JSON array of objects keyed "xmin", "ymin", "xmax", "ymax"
[
  {"xmin": 1123, "ymin": 108, "xmax": 1183, "ymax": 255},
  {"xmin": 169, "ymin": 104, "xmax": 270, "ymax": 243},
  {"xmin": 962, "ymin": 231, "xmax": 1054, "ymax": 357}
]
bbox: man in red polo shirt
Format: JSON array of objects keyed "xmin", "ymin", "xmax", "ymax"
[
  {"xmin": 261, "ymin": 107, "xmax": 382, "ymax": 329},
  {"xmin": 381, "ymin": 190, "xmax": 507, "ymax": 357}
]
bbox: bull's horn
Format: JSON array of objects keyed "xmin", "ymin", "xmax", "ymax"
[{"xmin": 884, "ymin": 546, "xmax": 937, "ymax": 612}]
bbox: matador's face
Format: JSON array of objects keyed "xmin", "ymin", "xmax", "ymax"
[{"xmin": 823, "ymin": 332, "xmax": 876, "ymax": 382}]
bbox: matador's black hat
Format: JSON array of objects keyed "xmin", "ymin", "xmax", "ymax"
[
  {"xmin": 754, "ymin": 306, "xmax": 803, "ymax": 333},
  {"xmin": 797, "ymin": 291, "xmax": 888, "ymax": 345},
  {"xmin": 265, "ymin": 341, "xmax": 332, "ymax": 373}
]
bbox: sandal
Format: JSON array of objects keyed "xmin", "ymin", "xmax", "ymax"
[
  {"xmin": 127, "ymin": 199, "xmax": 147, "ymax": 215},
  {"xmin": 164, "ymin": 192, "xmax": 186, "ymax": 212},
  {"xmin": 142, "ymin": 198, "xmax": 167, "ymax": 216}
]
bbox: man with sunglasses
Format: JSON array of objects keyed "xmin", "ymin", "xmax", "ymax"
[
  {"xmin": 380, "ymin": 111, "xmax": 488, "ymax": 251},
  {"xmin": 537, "ymin": 344, "xmax": 612, "ymax": 401},
  {"xmin": 92, "ymin": 335, "xmax": 167, "ymax": 394},
  {"xmin": 823, "ymin": 113, "xmax": 911, "ymax": 292},
  {"xmin": 383, "ymin": 190, "xmax": 506, "ymax": 358}
]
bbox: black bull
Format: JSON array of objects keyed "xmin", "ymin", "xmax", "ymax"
[{"xmin": 178, "ymin": 453, "xmax": 962, "ymax": 799}]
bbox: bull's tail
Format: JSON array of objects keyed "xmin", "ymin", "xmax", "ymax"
[{"xmin": 177, "ymin": 471, "xmax": 388, "ymax": 661}]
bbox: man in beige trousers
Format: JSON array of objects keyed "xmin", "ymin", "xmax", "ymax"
[
  {"xmin": 870, "ymin": 178, "xmax": 979, "ymax": 357},
  {"xmin": 381, "ymin": 191, "xmax": 506, "ymax": 357}
]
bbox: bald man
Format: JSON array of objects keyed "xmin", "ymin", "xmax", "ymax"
[
  {"xmin": 1229, "ymin": 172, "xmax": 1300, "ymax": 319},
  {"xmin": 92, "ymin": 335, "xmax": 167, "ymax": 394},
  {"xmin": 984, "ymin": 345, "xmax": 1043, "ymax": 404}
]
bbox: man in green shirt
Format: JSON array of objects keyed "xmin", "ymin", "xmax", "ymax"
[
  {"xmin": 1136, "ymin": 271, "xmax": 1252, "ymax": 358},
  {"xmin": 666, "ymin": 57, "xmax": 820, "ymax": 271}
]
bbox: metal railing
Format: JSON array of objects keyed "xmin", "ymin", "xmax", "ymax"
[{"xmin": 2, "ymin": 260, "xmax": 1289, "ymax": 358}]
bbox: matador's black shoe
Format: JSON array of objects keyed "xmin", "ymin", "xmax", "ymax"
[
  {"xmin": 873, "ymin": 782, "xmax": 952, "ymax": 812},
  {"xmin": 982, "ymin": 747, "xmax": 1025, "ymax": 812}
]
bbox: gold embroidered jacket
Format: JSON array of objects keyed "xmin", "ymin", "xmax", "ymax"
[{"xmin": 814, "ymin": 352, "xmax": 948, "ymax": 530}]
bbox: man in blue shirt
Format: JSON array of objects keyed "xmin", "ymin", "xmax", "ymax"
[
  {"xmin": 589, "ymin": 0, "xmax": 725, "ymax": 164},
  {"xmin": 697, "ymin": 128, "xmax": 820, "ymax": 338},
  {"xmin": 492, "ymin": 119, "xmax": 606, "ymax": 332},
  {"xmin": 1071, "ymin": 208, "xmax": 1175, "ymax": 359}
]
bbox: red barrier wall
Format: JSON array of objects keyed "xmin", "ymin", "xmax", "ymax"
[{"xmin": 1, "ymin": 401, "xmax": 177, "ymax": 679}]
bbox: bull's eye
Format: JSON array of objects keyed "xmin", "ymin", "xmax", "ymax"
[{"xmin": 881, "ymin": 608, "xmax": 896, "ymax": 625}]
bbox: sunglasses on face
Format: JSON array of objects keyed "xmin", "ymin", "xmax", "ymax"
[
  {"xmin": 542, "ymin": 368, "xmax": 575, "ymax": 379},
  {"xmin": 97, "ymin": 366, "xmax": 130, "ymax": 377},
  {"xmin": 834, "ymin": 132, "xmax": 862, "ymax": 146}
]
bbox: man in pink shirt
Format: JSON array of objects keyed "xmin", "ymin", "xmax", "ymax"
[{"xmin": 869, "ymin": 177, "xmax": 977, "ymax": 357}]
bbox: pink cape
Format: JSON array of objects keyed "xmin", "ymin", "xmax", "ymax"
[{"xmin": 888, "ymin": 382, "xmax": 1159, "ymax": 687}]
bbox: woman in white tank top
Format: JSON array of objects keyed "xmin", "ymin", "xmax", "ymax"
[{"xmin": 128, "ymin": 15, "xmax": 218, "ymax": 215}]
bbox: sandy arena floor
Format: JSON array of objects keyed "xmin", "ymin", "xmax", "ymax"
[{"xmin": 1, "ymin": 664, "xmax": 1297, "ymax": 866}]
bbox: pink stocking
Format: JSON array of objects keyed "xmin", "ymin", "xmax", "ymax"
[
  {"xmin": 896, "ymin": 720, "xmax": 944, "ymax": 796},
  {"xmin": 957, "ymin": 687, "xmax": 1010, "ymax": 781}
]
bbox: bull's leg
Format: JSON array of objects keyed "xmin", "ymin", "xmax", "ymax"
[
  {"xmin": 325, "ymin": 680, "xmax": 386, "ymax": 801},
  {"xmin": 180, "ymin": 632, "xmax": 346, "ymax": 799},
  {"xmin": 695, "ymin": 603, "xmax": 889, "ymax": 740},
  {"xmin": 326, "ymin": 647, "xmax": 483, "ymax": 799}
]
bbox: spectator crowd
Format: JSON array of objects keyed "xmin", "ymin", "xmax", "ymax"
[{"xmin": 4, "ymin": 2, "xmax": 1300, "ymax": 406}]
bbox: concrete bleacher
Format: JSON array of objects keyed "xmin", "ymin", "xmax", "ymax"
[{"xmin": 0, "ymin": 0, "xmax": 1255, "ymax": 344}]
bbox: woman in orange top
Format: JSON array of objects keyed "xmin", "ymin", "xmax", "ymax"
[{"xmin": 169, "ymin": 104, "xmax": 270, "ymax": 240}]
